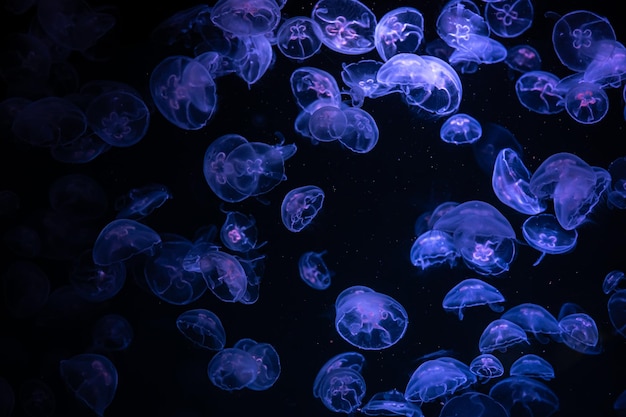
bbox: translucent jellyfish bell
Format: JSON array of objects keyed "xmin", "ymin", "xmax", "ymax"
[
  {"xmin": 442, "ymin": 278, "xmax": 506, "ymax": 320},
  {"xmin": 522, "ymin": 214, "xmax": 578, "ymax": 265}
]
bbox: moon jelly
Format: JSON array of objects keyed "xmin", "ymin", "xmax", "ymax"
[
  {"xmin": 313, "ymin": 351, "xmax": 367, "ymax": 414},
  {"xmin": 479, "ymin": 318, "xmax": 529, "ymax": 353},
  {"xmin": 442, "ymin": 278, "xmax": 506, "ymax": 320},
  {"xmin": 281, "ymin": 185, "xmax": 325, "ymax": 232},
  {"xmin": 176, "ymin": 308, "xmax": 226, "ymax": 350},
  {"xmin": 299, "ymin": 250, "xmax": 333, "ymax": 290}
]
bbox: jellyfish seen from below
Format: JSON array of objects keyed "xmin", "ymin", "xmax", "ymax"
[
  {"xmin": 522, "ymin": 214, "xmax": 578, "ymax": 266},
  {"xmin": 489, "ymin": 376, "xmax": 559, "ymax": 417},
  {"xmin": 92, "ymin": 314, "xmax": 133, "ymax": 352},
  {"xmin": 115, "ymin": 184, "xmax": 172, "ymax": 220},
  {"xmin": 92, "ymin": 218, "xmax": 162, "ymax": 266},
  {"xmin": 176, "ymin": 308, "xmax": 226, "ymax": 350},
  {"xmin": 335, "ymin": 285, "xmax": 409, "ymax": 350},
  {"xmin": 207, "ymin": 347, "xmax": 260, "ymax": 391},
  {"xmin": 276, "ymin": 16, "xmax": 324, "ymax": 61},
  {"xmin": 340, "ymin": 60, "xmax": 396, "ymax": 107},
  {"xmin": 313, "ymin": 351, "xmax": 367, "ymax": 414},
  {"xmin": 439, "ymin": 113, "xmax": 482, "ymax": 145},
  {"xmin": 210, "ymin": 0, "xmax": 281, "ymax": 37},
  {"xmin": 59, "ymin": 353, "xmax": 118, "ymax": 417},
  {"xmin": 149, "ymin": 55, "xmax": 217, "ymax": 130},
  {"xmin": 505, "ymin": 44, "xmax": 542, "ymax": 73},
  {"xmin": 492, "ymin": 147, "xmax": 546, "ymax": 215},
  {"xmin": 311, "ymin": 0, "xmax": 377, "ymax": 55},
  {"xmin": 233, "ymin": 338, "xmax": 281, "ymax": 391},
  {"xmin": 308, "ymin": 105, "xmax": 348, "ymax": 142},
  {"xmin": 501, "ymin": 303, "xmax": 561, "ymax": 344},
  {"xmin": 404, "ymin": 357, "xmax": 476, "ymax": 404},
  {"xmin": 219, "ymin": 210, "xmax": 263, "ymax": 253},
  {"xmin": 469, "ymin": 353, "xmax": 505, "ymax": 383},
  {"xmin": 338, "ymin": 106, "xmax": 379, "ymax": 154},
  {"xmin": 281, "ymin": 185, "xmax": 325, "ymax": 232},
  {"xmin": 484, "ymin": 0, "xmax": 534, "ymax": 38},
  {"xmin": 515, "ymin": 70, "xmax": 564, "ymax": 115},
  {"xmin": 479, "ymin": 318, "xmax": 529, "ymax": 353},
  {"xmin": 85, "ymin": 90, "xmax": 150, "ymax": 147},
  {"xmin": 509, "ymin": 354, "xmax": 555, "ymax": 380},
  {"xmin": 558, "ymin": 312, "xmax": 602, "ymax": 354},
  {"xmin": 203, "ymin": 133, "xmax": 251, "ymax": 203},
  {"xmin": 563, "ymin": 81, "xmax": 609, "ymax": 124},
  {"xmin": 439, "ymin": 391, "xmax": 508, "ymax": 417},
  {"xmin": 361, "ymin": 388, "xmax": 423, "ymax": 417},
  {"xmin": 608, "ymin": 290, "xmax": 626, "ymax": 338},
  {"xmin": 442, "ymin": 278, "xmax": 506, "ymax": 320},
  {"xmin": 299, "ymin": 250, "xmax": 333, "ymax": 290},
  {"xmin": 374, "ymin": 7, "xmax": 424, "ymax": 62}
]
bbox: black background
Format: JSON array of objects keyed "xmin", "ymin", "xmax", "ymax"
[{"xmin": 2, "ymin": 0, "xmax": 626, "ymax": 416}]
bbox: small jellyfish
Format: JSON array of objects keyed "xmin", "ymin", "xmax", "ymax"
[{"xmin": 298, "ymin": 250, "xmax": 333, "ymax": 290}]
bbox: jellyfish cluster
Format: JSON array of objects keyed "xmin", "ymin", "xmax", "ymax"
[{"xmin": 1, "ymin": 0, "xmax": 626, "ymax": 416}]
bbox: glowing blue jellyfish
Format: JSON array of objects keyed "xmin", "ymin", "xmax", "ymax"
[
  {"xmin": 308, "ymin": 105, "xmax": 348, "ymax": 142},
  {"xmin": 338, "ymin": 107, "xmax": 379, "ymax": 153},
  {"xmin": 281, "ymin": 185, "xmax": 325, "ymax": 232},
  {"xmin": 207, "ymin": 347, "xmax": 260, "ymax": 391},
  {"xmin": 442, "ymin": 278, "xmax": 505, "ymax": 320},
  {"xmin": 290, "ymin": 67, "xmax": 343, "ymax": 112},
  {"xmin": 311, "ymin": 0, "xmax": 377, "ymax": 55},
  {"xmin": 469, "ymin": 353, "xmax": 505, "ymax": 383},
  {"xmin": 210, "ymin": 0, "xmax": 281, "ymax": 37},
  {"xmin": 501, "ymin": 303, "xmax": 561, "ymax": 344},
  {"xmin": 299, "ymin": 250, "xmax": 333, "ymax": 290},
  {"xmin": 558, "ymin": 311, "xmax": 601, "ymax": 354},
  {"xmin": 515, "ymin": 70, "xmax": 564, "ymax": 115},
  {"xmin": 176, "ymin": 308, "xmax": 226, "ymax": 350},
  {"xmin": 233, "ymin": 338, "xmax": 281, "ymax": 391},
  {"xmin": 563, "ymin": 81, "xmax": 609, "ymax": 124},
  {"xmin": 85, "ymin": 90, "xmax": 150, "ymax": 147},
  {"xmin": 334, "ymin": 285, "xmax": 408, "ymax": 350},
  {"xmin": 59, "ymin": 353, "xmax": 118, "ymax": 417},
  {"xmin": 92, "ymin": 219, "xmax": 162, "ymax": 266},
  {"xmin": 440, "ymin": 392, "xmax": 508, "ymax": 417},
  {"xmin": 276, "ymin": 16, "xmax": 324, "ymax": 61},
  {"xmin": 439, "ymin": 113, "xmax": 482, "ymax": 145},
  {"xmin": 149, "ymin": 55, "xmax": 217, "ymax": 130},
  {"xmin": 472, "ymin": 122, "xmax": 524, "ymax": 175},
  {"xmin": 313, "ymin": 351, "xmax": 367, "ymax": 414},
  {"xmin": 484, "ymin": 0, "xmax": 534, "ymax": 38},
  {"xmin": 115, "ymin": 184, "xmax": 172, "ymax": 220},
  {"xmin": 607, "ymin": 156, "xmax": 626, "ymax": 209},
  {"xmin": 361, "ymin": 388, "xmax": 423, "ymax": 417},
  {"xmin": 492, "ymin": 147, "xmax": 546, "ymax": 215},
  {"xmin": 405, "ymin": 357, "xmax": 476, "ymax": 403},
  {"xmin": 410, "ymin": 230, "xmax": 459, "ymax": 270},
  {"xmin": 436, "ymin": 0, "xmax": 489, "ymax": 50},
  {"xmin": 509, "ymin": 354, "xmax": 555, "ymax": 380},
  {"xmin": 505, "ymin": 44, "xmax": 542, "ymax": 73},
  {"xmin": 219, "ymin": 210, "xmax": 263, "ymax": 253},
  {"xmin": 479, "ymin": 318, "xmax": 529, "ymax": 353},
  {"xmin": 374, "ymin": 7, "xmax": 424, "ymax": 61},
  {"xmin": 92, "ymin": 314, "xmax": 133, "ymax": 351},
  {"xmin": 340, "ymin": 60, "xmax": 396, "ymax": 107},
  {"xmin": 489, "ymin": 376, "xmax": 559, "ymax": 417},
  {"xmin": 609, "ymin": 290, "xmax": 626, "ymax": 338},
  {"xmin": 604, "ymin": 270, "xmax": 625, "ymax": 295},
  {"xmin": 522, "ymin": 214, "xmax": 578, "ymax": 266}
]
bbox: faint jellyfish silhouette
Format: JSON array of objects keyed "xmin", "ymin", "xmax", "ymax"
[
  {"xmin": 237, "ymin": 255, "xmax": 265, "ymax": 305},
  {"xmin": 505, "ymin": 44, "xmax": 542, "ymax": 73},
  {"xmin": 85, "ymin": 90, "xmax": 150, "ymax": 147},
  {"xmin": 442, "ymin": 278, "xmax": 505, "ymax": 320},
  {"xmin": 229, "ymin": 34, "xmax": 274, "ymax": 88},
  {"xmin": 440, "ymin": 391, "xmax": 508, "ymax": 417},
  {"xmin": 469, "ymin": 353, "xmax": 505, "ymax": 383},
  {"xmin": 0, "ymin": 377, "xmax": 15, "ymax": 417},
  {"xmin": 410, "ymin": 230, "xmax": 459, "ymax": 271},
  {"xmin": 522, "ymin": 214, "xmax": 578, "ymax": 266},
  {"xmin": 404, "ymin": 357, "xmax": 476, "ymax": 404},
  {"xmin": 276, "ymin": 16, "xmax": 324, "ymax": 61},
  {"xmin": 489, "ymin": 376, "xmax": 559, "ymax": 417},
  {"xmin": 19, "ymin": 379, "xmax": 56, "ymax": 417},
  {"xmin": 515, "ymin": 70, "xmax": 564, "ymax": 115},
  {"xmin": 335, "ymin": 285, "xmax": 408, "ymax": 350},
  {"xmin": 219, "ymin": 210, "xmax": 263, "ymax": 253},
  {"xmin": 340, "ymin": 60, "xmax": 396, "ymax": 107},
  {"xmin": 142, "ymin": 235, "xmax": 207, "ymax": 305},
  {"xmin": 313, "ymin": 351, "xmax": 367, "ymax": 414},
  {"xmin": 207, "ymin": 347, "xmax": 259, "ymax": 391},
  {"xmin": 149, "ymin": 55, "xmax": 217, "ymax": 130},
  {"xmin": 552, "ymin": 9, "xmax": 616, "ymax": 72},
  {"xmin": 374, "ymin": 7, "xmax": 424, "ymax": 61},
  {"xmin": 70, "ymin": 249, "xmax": 127, "ymax": 302},
  {"xmin": 281, "ymin": 185, "xmax": 325, "ymax": 232},
  {"xmin": 604, "ymin": 270, "xmax": 625, "ymax": 294},
  {"xmin": 615, "ymin": 389, "xmax": 626, "ymax": 412},
  {"xmin": 299, "ymin": 250, "xmax": 333, "ymax": 290},
  {"xmin": 492, "ymin": 147, "xmax": 546, "ymax": 215},
  {"xmin": 210, "ymin": 0, "xmax": 281, "ymax": 37},
  {"xmin": 338, "ymin": 106, "xmax": 379, "ymax": 153},
  {"xmin": 92, "ymin": 219, "xmax": 162, "ymax": 266},
  {"xmin": 501, "ymin": 303, "xmax": 561, "ymax": 344},
  {"xmin": 479, "ymin": 318, "xmax": 529, "ymax": 353},
  {"xmin": 447, "ymin": 33, "xmax": 508, "ymax": 72},
  {"xmin": 59, "ymin": 353, "xmax": 118, "ymax": 417},
  {"xmin": 233, "ymin": 338, "xmax": 281, "ymax": 390},
  {"xmin": 0, "ymin": 224, "xmax": 38, "ymax": 258},
  {"xmin": 92, "ymin": 313, "xmax": 134, "ymax": 351},
  {"xmin": 484, "ymin": 0, "xmax": 533, "ymax": 38},
  {"xmin": 308, "ymin": 105, "xmax": 348, "ymax": 142},
  {"xmin": 557, "ymin": 311, "xmax": 601, "ymax": 354},
  {"xmin": 290, "ymin": 66, "xmax": 343, "ymax": 112},
  {"xmin": 176, "ymin": 308, "xmax": 226, "ymax": 350},
  {"xmin": 149, "ymin": 4, "xmax": 212, "ymax": 48},
  {"xmin": 311, "ymin": 0, "xmax": 377, "ymax": 55},
  {"xmin": 3, "ymin": 260, "xmax": 50, "ymax": 318},
  {"xmin": 361, "ymin": 388, "xmax": 423, "ymax": 417},
  {"xmin": 509, "ymin": 354, "xmax": 555, "ymax": 380},
  {"xmin": 115, "ymin": 184, "xmax": 172, "ymax": 220},
  {"xmin": 607, "ymin": 156, "xmax": 626, "ymax": 209},
  {"xmin": 472, "ymin": 122, "xmax": 524, "ymax": 175},
  {"xmin": 563, "ymin": 81, "xmax": 609, "ymax": 124},
  {"xmin": 439, "ymin": 113, "xmax": 482, "ymax": 145},
  {"xmin": 48, "ymin": 173, "xmax": 108, "ymax": 220},
  {"xmin": 529, "ymin": 152, "xmax": 611, "ymax": 230}
]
